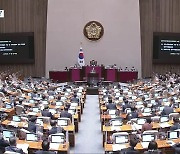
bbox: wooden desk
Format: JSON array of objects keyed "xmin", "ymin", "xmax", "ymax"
[
  {"xmin": 2, "ymin": 119, "xmax": 75, "ymax": 147},
  {"xmin": 104, "ymin": 138, "xmax": 180, "ymax": 153},
  {"xmin": 17, "ymin": 139, "xmax": 69, "ymax": 154}
]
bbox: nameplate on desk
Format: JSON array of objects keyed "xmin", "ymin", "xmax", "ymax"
[
  {"xmin": 112, "ymin": 144, "xmax": 127, "ymax": 151},
  {"xmin": 111, "ymin": 126, "xmax": 121, "ymax": 131}
]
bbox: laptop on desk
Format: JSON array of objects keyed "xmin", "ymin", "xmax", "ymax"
[
  {"xmin": 3, "ymin": 129, "xmax": 15, "ymax": 140},
  {"xmin": 26, "ymin": 133, "xmax": 38, "ymax": 142},
  {"xmin": 141, "ymin": 134, "xmax": 155, "ymax": 149},
  {"xmin": 50, "ymin": 134, "xmax": 65, "ymax": 150}
]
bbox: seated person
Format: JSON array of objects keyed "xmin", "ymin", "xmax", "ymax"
[
  {"xmin": 106, "ymin": 96, "xmax": 116, "ymax": 110},
  {"xmin": 49, "ymin": 120, "xmax": 64, "ymax": 135},
  {"xmin": 144, "ymin": 140, "xmax": 162, "ymax": 154},
  {"xmin": 141, "ymin": 117, "xmax": 153, "ymax": 133},
  {"xmin": 5, "ymin": 137, "xmax": 24, "ymax": 154},
  {"xmin": 121, "ymin": 138, "xmax": 138, "ymax": 154},
  {"xmin": 28, "ymin": 116, "xmax": 37, "ymax": 133},
  {"xmin": 35, "ymin": 140, "xmax": 56, "ymax": 154},
  {"xmin": 161, "ymin": 104, "xmax": 173, "ymax": 116},
  {"xmin": 122, "ymin": 100, "xmax": 131, "ymax": 112},
  {"xmin": 71, "ymin": 93, "xmax": 79, "ymax": 103},
  {"xmin": 60, "ymin": 107, "xmax": 72, "ymax": 121},
  {"xmin": 127, "ymin": 106, "xmax": 138, "ymax": 120},
  {"xmin": 0, "ymin": 133, "xmax": 9, "ymax": 153},
  {"xmin": 172, "ymin": 143, "xmax": 180, "ymax": 154},
  {"xmin": 41, "ymin": 105, "xmax": 53, "ymax": 119},
  {"xmin": 170, "ymin": 117, "xmax": 180, "ymax": 131}
]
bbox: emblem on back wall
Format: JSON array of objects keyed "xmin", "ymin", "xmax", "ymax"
[{"xmin": 83, "ymin": 21, "xmax": 104, "ymax": 41}]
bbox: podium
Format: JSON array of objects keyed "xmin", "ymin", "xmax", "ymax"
[{"xmin": 87, "ymin": 71, "xmax": 99, "ymax": 86}]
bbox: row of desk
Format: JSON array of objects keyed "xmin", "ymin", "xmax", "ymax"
[
  {"xmin": 0, "ymin": 86, "xmax": 87, "ymax": 154},
  {"xmin": 98, "ymin": 88, "xmax": 180, "ymax": 153},
  {"xmin": 49, "ymin": 66, "xmax": 138, "ymax": 83}
]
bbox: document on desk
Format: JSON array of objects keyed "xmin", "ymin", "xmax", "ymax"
[
  {"xmin": 160, "ymin": 122, "xmax": 171, "ymax": 128},
  {"xmin": 50, "ymin": 143, "xmax": 60, "ymax": 150},
  {"xmin": 9, "ymin": 121, "xmax": 19, "ymax": 127},
  {"xmin": 111, "ymin": 126, "xmax": 121, "ymax": 131},
  {"xmin": 17, "ymin": 143, "xmax": 29, "ymax": 154},
  {"xmin": 112, "ymin": 144, "xmax": 127, "ymax": 151},
  {"xmin": 141, "ymin": 142, "xmax": 149, "ymax": 149},
  {"xmin": 132, "ymin": 124, "xmax": 142, "ymax": 130}
]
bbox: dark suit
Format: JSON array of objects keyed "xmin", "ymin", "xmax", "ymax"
[
  {"xmin": 173, "ymin": 143, "xmax": 180, "ymax": 154},
  {"xmin": 28, "ymin": 121, "xmax": 36, "ymax": 133},
  {"xmin": 5, "ymin": 145, "xmax": 24, "ymax": 154},
  {"xmin": 170, "ymin": 123, "xmax": 180, "ymax": 131},
  {"xmin": 121, "ymin": 147, "xmax": 139, "ymax": 154},
  {"xmin": 41, "ymin": 110, "xmax": 53, "ymax": 118},
  {"xmin": 49, "ymin": 126, "xmax": 64, "ymax": 135},
  {"xmin": 71, "ymin": 97, "xmax": 79, "ymax": 103},
  {"xmin": 122, "ymin": 104, "xmax": 131, "ymax": 112},
  {"xmin": 127, "ymin": 111, "xmax": 138, "ymax": 120},
  {"xmin": 161, "ymin": 106, "xmax": 173, "ymax": 115},
  {"xmin": 60, "ymin": 111, "xmax": 72, "ymax": 121},
  {"xmin": 0, "ymin": 135, "xmax": 9, "ymax": 153},
  {"xmin": 35, "ymin": 150, "xmax": 56, "ymax": 154},
  {"xmin": 106, "ymin": 103, "xmax": 117, "ymax": 110}
]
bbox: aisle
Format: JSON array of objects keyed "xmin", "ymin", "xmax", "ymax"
[{"xmin": 70, "ymin": 95, "xmax": 104, "ymax": 154}]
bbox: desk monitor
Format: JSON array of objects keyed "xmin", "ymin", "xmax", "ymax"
[
  {"xmin": 111, "ymin": 120, "xmax": 122, "ymax": 126},
  {"xmin": 61, "ymin": 97, "xmax": 66, "ymax": 101},
  {"xmin": 26, "ymin": 133, "xmax": 38, "ymax": 141},
  {"xmin": 29, "ymin": 99, "xmax": 35, "ymax": 104},
  {"xmin": 56, "ymin": 101, "xmax": 63, "ymax": 106},
  {"xmin": 36, "ymin": 118, "xmax": 43, "ymax": 124},
  {"xmin": 12, "ymin": 115, "xmax": 21, "ymax": 122},
  {"xmin": 167, "ymin": 131, "xmax": 179, "ymax": 139},
  {"xmin": 32, "ymin": 107, "xmax": 39, "ymax": 113},
  {"xmin": 49, "ymin": 108, "xmax": 56, "ymax": 114},
  {"xmin": 57, "ymin": 119, "xmax": 68, "ymax": 126},
  {"xmin": 5, "ymin": 103, "xmax": 12, "ymax": 109},
  {"xmin": 137, "ymin": 118, "xmax": 146, "ymax": 125},
  {"xmin": 142, "ymin": 134, "xmax": 155, "ymax": 142},
  {"xmin": 159, "ymin": 106, "xmax": 164, "ymax": 111},
  {"xmin": 66, "ymin": 88, "xmax": 71, "ymax": 92},
  {"xmin": 163, "ymin": 98, "xmax": 168, "ymax": 102},
  {"xmin": 160, "ymin": 116, "xmax": 169, "ymax": 123},
  {"xmin": 132, "ymin": 96, "xmax": 137, "ymax": 100},
  {"xmin": 151, "ymin": 99, "xmax": 156, "ymax": 104},
  {"xmin": 71, "ymin": 102, "xmax": 78, "ymax": 107},
  {"xmin": 144, "ymin": 108, "xmax": 152, "ymax": 113},
  {"xmin": 51, "ymin": 134, "xmax": 65, "ymax": 143},
  {"xmin": 68, "ymin": 109, "xmax": 75, "ymax": 115},
  {"xmin": 109, "ymin": 110, "xmax": 116, "ymax": 115},
  {"xmin": 77, "ymin": 92, "xmax": 81, "ymax": 96},
  {"xmin": 115, "ymin": 135, "xmax": 128, "ymax": 144},
  {"xmin": 3, "ymin": 130, "xmax": 15, "ymax": 139},
  {"xmin": 154, "ymin": 93, "xmax": 159, "ymax": 97}
]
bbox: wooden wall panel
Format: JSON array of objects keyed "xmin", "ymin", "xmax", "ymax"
[
  {"xmin": 0, "ymin": 0, "xmax": 47, "ymax": 77},
  {"xmin": 140, "ymin": 0, "xmax": 180, "ymax": 78}
]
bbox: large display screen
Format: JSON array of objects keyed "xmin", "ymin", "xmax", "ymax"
[
  {"xmin": 153, "ymin": 32, "xmax": 180, "ymax": 64},
  {"xmin": 0, "ymin": 32, "xmax": 34, "ymax": 64}
]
